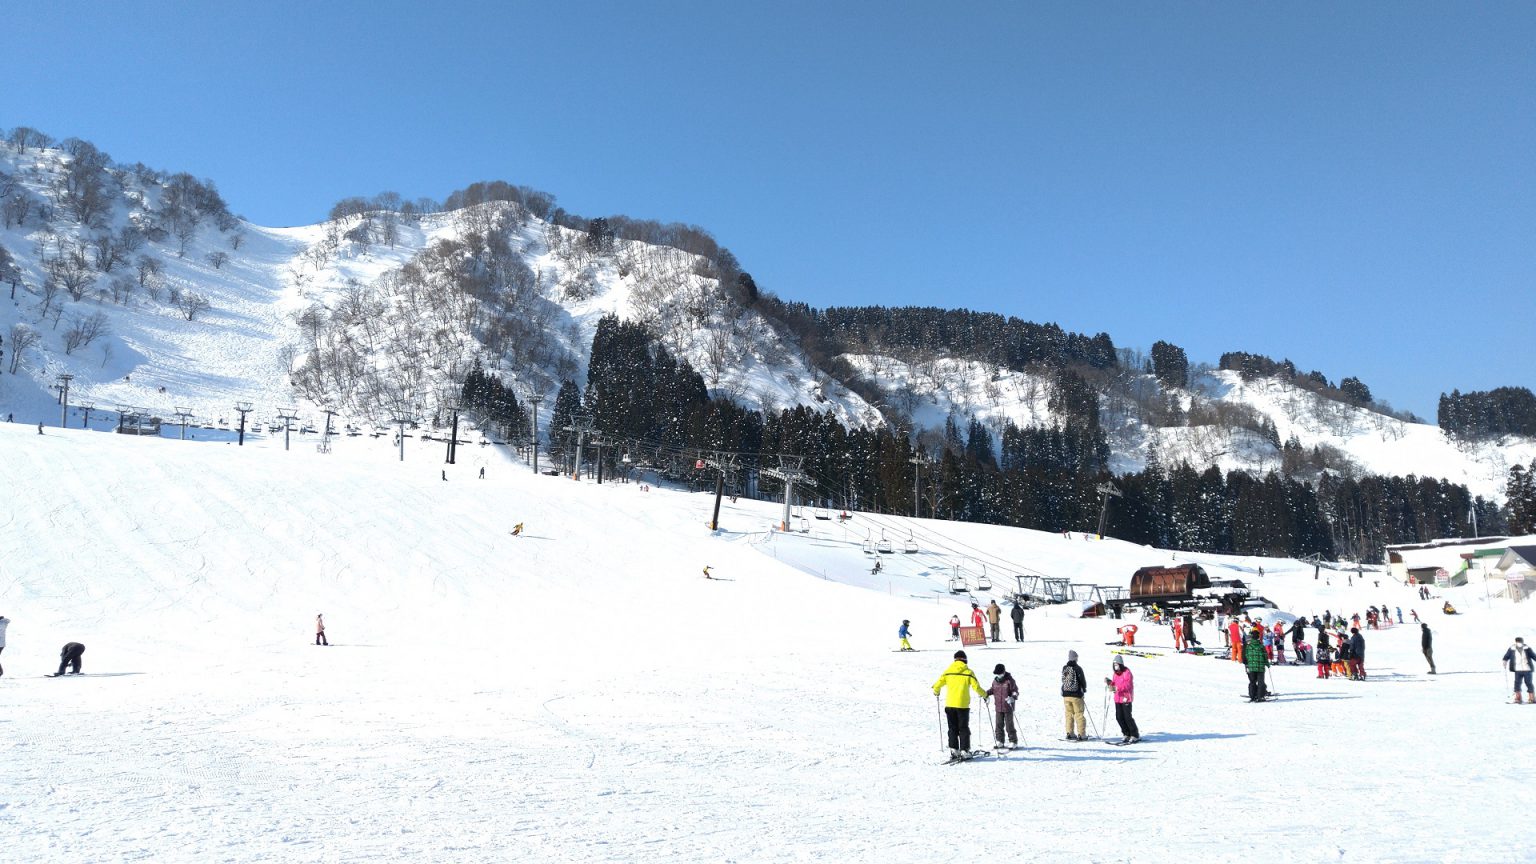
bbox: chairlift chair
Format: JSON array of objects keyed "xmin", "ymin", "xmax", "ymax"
[
  {"xmin": 902, "ymin": 533, "xmax": 919, "ymax": 554},
  {"xmin": 977, "ymin": 573, "xmax": 992, "ymax": 592},
  {"xmin": 948, "ymin": 574, "xmax": 967, "ymax": 594}
]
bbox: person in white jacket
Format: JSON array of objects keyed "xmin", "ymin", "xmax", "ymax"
[{"xmin": 315, "ymin": 613, "xmax": 329, "ymax": 646}]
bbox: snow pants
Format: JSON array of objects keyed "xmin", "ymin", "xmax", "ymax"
[
  {"xmin": 316, "ymin": 631, "xmax": 329, "ymax": 646},
  {"xmin": 1113, "ymin": 702, "xmax": 1139, "ymax": 739},
  {"xmin": 994, "ymin": 709, "xmax": 1017, "ymax": 746},
  {"xmin": 1246, "ymin": 669, "xmax": 1268, "ymax": 700},
  {"xmin": 1317, "ymin": 660, "xmax": 1330, "ymax": 678},
  {"xmin": 1515, "ymin": 670, "xmax": 1533, "ymax": 695},
  {"xmin": 990, "ymin": 623, "xmax": 1000, "ymax": 642},
  {"xmin": 944, "ymin": 706, "xmax": 973, "ymax": 752},
  {"xmin": 900, "ymin": 637, "xmax": 912, "ymax": 651},
  {"xmin": 1349, "ymin": 658, "xmax": 1364, "ymax": 679},
  {"xmin": 1062, "ymin": 697, "xmax": 1086, "ymax": 738},
  {"xmin": 57, "ymin": 643, "xmax": 84, "ymax": 675}
]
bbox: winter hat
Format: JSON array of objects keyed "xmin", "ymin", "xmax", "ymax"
[
  {"xmin": 993, "ymin": 664, "xmax": 1006, "ymax": 675},
  {"xmin": 954, "ymin": 650, "xmax": 968, "ymax": 661},
  {"xmin": 1067, "ymin": 650, "xmax": 1079, "ymax": 662},
  {"xmin": 1112, "ymin": 656, "xmax": 1125, "ymax": 668}
]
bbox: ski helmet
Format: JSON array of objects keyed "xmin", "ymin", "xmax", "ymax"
[{"xmin": 993, "ymin": 664, "xmax": 1006, "ymax": 675}]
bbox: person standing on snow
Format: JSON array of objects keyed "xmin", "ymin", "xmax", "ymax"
[
  {"xmin": 1105, "ymin": 657, "xmax": 1140, "ymax": 743},
  {"xmin": 949, "ymin": 614, "xmax": 962, "ymax": 641},
  {"xmin": 986, "ymin": 600, "xmax": 1002, "ymax": 643},
  {"xmin": 1244, "ymin": 626, "xmax": 1270, "ymax": 701},
  {"xmin": 1182, "ymin": 611, "xmax": 1200, "ymax": 647},
  {"xmin": 0, "ymin": 613, "xmax": 8, "ymax": 677},
  {"xmin": 315, "ymin": 613, "xmax": 329, "ymax": 646},
  {"xmin": 1172, "ymin": 615, "xmax": 1185, "ymax": 651},
  {"xmin": 1227, "ymin": 618, "xmax": 1243, "ymax": 662},
  {"xmin": 989, "ymin": 663, "xmax": 1020, "ymax": 749},
  {"xmin": 1504, "ymin": 638, "xmax": 1536, "ymax": 703},
  {"xmin": 970, "ymin": 603, "xmax": 985, "ymax": 632},
  {"xmin": 1348, "ymin": 627, "xmax": 1366, "ymax": 680},
  {"xmin": 1061, "ymin": 650, "xmax": 1088, "ymax": 740},
  {"xmin": 933, "ymin": 650, "xmax": 988, "ymax": 759},
  {"xmin": 898, "ymin": 620, "xmax": 914, "ymax": 652},
  {"xmin": 1011, "ymin": 601, "xmax": 1025, "ymax": 642},
  {"xmin": 1421, "ymin": 623, "xmax": 1436, "ymax": 674}
]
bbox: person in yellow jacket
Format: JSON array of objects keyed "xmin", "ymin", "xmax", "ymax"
[{"xmin": 933, "ymin": 650, "xmax": 989, "ymax": 758}]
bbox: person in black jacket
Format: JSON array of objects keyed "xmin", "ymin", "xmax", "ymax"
[
  {"xmin": 54, "ymin": 642, "xmax": 85, "ymax": 676},
  {"xmin": 1182, "ymin": 611, "xmax": 1200, "ymax": 646},
  {"xmin": 1061, "ymin": 650, "xmax": 1088, "ymax": 740},
  {"xmin": 1011, "ymin": 602, "xmax": 1026, "ymax": 642},
  {"xmin": 1421, "ymin": 623, "xmax": 1436, "ymax": 674},
  {"xmin": 1290, "ymin": 617, "xmax": 1307, "ymax": 652},
  {"xmin": 1314, "ymin": 616, "xmax": 1327, "ymax": 644},
  {"xmin": 1348, "ymin": 628, "xmax": 1366, "ymax": 680}
]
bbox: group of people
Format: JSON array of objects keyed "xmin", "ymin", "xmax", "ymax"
[
  {"xmin": 945, "ymin": 600, "xmax": 1027, "ymax": 643},
  {"xmin": 929, "ymin": 648, "xmax": 1140, "ymax": 758}
]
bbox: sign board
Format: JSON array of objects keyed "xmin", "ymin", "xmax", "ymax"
[{"xmin": 959, "ymin": 625, "xmax": 987, "ymax": 647}]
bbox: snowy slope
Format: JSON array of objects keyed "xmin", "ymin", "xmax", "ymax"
[
  {"xmin": 1, "ymin": 421, "xmax": 1529, "ymax": 863},
  {"xmin": 0, "ymin": 141, "xmax": 867, "ymax": 438}
]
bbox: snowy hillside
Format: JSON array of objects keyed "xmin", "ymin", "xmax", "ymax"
[
  {"xmin": 0, "ymin": 138, "xmax": 866, "ymax": 437},
  {"xmin": 1, "ymin": 418, "xmax": 1529, "ymax": 863}
]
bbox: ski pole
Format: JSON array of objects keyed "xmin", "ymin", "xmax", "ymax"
[
  {"xmin": 936, "ymin": 695, "xmax": 945, "ymax": 752},
  {"xmin": 982, "ymin": 699, "xmax": 996, "ymax": 749}
]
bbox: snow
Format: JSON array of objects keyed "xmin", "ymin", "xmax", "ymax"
[{"xmin": 2, "ymin": 420, "xmax": 1529, "ymax": 863}]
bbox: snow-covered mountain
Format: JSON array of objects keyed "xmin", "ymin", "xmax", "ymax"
[{"xmin": 2, "ymin": 132, "xmax": 1530, "ymax": 503}]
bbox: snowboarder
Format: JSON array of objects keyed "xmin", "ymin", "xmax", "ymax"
[
  {"xmin": 1244, "ymin": 626, "xmax": 1270, "ymax": 701},
  {"xmin": 1010, "ymin": 601, "xmax": 1025, "ymax": 642},
  {"xmin": 1421, "ymin": 623, "xmax": 1436, "ymax": 674},
  {"xmin": 703, "ymin": 566, "xmax": 715, "ymax": 580},
  {"xmin": 989, "ymin": 663, "xmax": 1020, "ymax": 749},
  {"xmin": 55, "ymin": 642, "xmax": 85, "ymax": 676},
  {"xmin": 1061, "ymin": 650, "xmax": 1088, "ymax": 740},
  {"xmin": 315, "ymin": 614, "xmax": 329, "ymax": 646},
  {"xmin": 511, "ymin": 523, "xmax": 524, "ymax": 536},
  {"xmin": 898, "ymin": 620, "xmax": 914, "ymax": 652},
  {"xmin": 1105, "ymin": 657, "xmax": 1140, "ymax": 743},
  {"xmin": 986, "ymin": 600, "xmax": 1002, "ymax": 643},
  {"xmin": 0, "ymin": 613, "xmax": 8, "ymax": 677},
  {"xmin": 933, "ymin": 650, "xmax": 988, "ymax": 759},
  {"xmin": 1504, "ymin": 638, "xmax": 1536, "ymax": 703},
  {"xmin": 949, "ymin": 614, "xmax": 961, "ymax": 641}
]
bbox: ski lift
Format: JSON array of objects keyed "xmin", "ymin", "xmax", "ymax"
[
  {"xmin": 798, "ymin": 518, "xmax": 811, "ymax": 533},
  {"xmin": 622, "ymin": 452, "xmax": 632, "ymax": 464},
  {"xmin": 977, "ymin": 570, "xmax": 992, "ymax": 592},
  {"xmin": 814, "ymin": 507, "xmax": 831, "ymax": 520},
  {"xmin": 948, "ymin": 572, "xmax": 967, "ymax": 594},
  {"xmin": 875, "ymin": 530, "xmax": 892, "ymax": 554},
  {"xmin": 902, "ymin": 533, "xmax": 919, "ymax": 554}
]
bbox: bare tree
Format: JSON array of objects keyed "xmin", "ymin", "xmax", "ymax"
[
  {"xmin": 7, "ymin": 126, "xmax": 53, "ymax": 154},
  {"xmin": 173, "ymin": 220, "xmax": 198, "ymax": 257},
  {"xmin": 206, "ymin": 250, "xmax": 229, "ymax": 270},
  {"xmin": 135, "ymin": 254, "xmax": 164, "ymax": 289},
  {"xmin": 3, "ymin": 191, "xmax": 35, "ymax": 229},
  {"xmin": 63, "ymin": 312, "xmax": 110, "ymax": 354},
  {"xmin": 177, "ymin": 291, "xmax": 211, "ymax": 321},
  {"xmin": 228, "ymin": 230, "xmax": 246, "ymax": 250},
  {"xmin": 46, "ymin": 241, "xmax": 96, "ymax": 300},
  {"xmin": 0, "ymin": 243, "xmax": 22, "ymax": 299},
  {"xmin": 107, "ymin": 274, "xmax": 135, "ymax": 304},
  {"xmin": 7, "ymin": 323, "xmax": 40, "ymax": 373}
]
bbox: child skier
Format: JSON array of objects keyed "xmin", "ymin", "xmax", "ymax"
[
  {"xmin": 949, "ymin": 614, "xmax": 961, "ymax": 641},
  {"xmin": 989, "ymin": 663, "xmax": 1020, "ymax": 749},
  {"xmin": 898, "ymin": 620, "xmax": 914, "ymax": 652}
]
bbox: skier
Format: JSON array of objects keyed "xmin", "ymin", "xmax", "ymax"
[
  {"xmin": 1172, "ymin": 615, "xmax": 1185, "ymax": 651},
  {"xmin": 441, "ymin": 470, "xmax": 447, "ymax": 481},
  {"xmin": 55, "ymin": 641, "xmax": 85, "ymax": 676},
  {"xmin": 1396, "ymin": 607, "xmax": 1404, "ymax": 624},
  {"xmin": 1411, "ymin": 609, "xmax": 1420, "ymax": 623},
  {"xmin": 986, "ymin": 600, "xmax": 1002, "ymax": 643},
  {"xmin": 703, "ymin": 566, "xmax": 715, "ymax": 580},
  {"xmin": 1421, "ymin": 623, "xmax": 1436, "ymax": 674},
  {"xmin": 0, "ymin": 613, "xmax": 8, "ymax": 677},
  {"xmin": 511, "ymin": 523, "xmax": 524, "ymax": 536},
  {"xmin": 1348, "ymin": 627, "xmax": 1365, "ymax": 680},
  {"xmin": 1061, "ymin": 650, "xmax": 1088, "ymax": 740},
  {"xmin": 933, "ymin": 650, "xmax": 988, "ymax": 759},
  {"xmin": 1105, "ymin": 657, "xmax": 1140, "ymax": 744},
  {"xmin": 1117, "ymin": 623, "xmax": 1137, "ymax": 646},
  {"xmin": 1227, "ymin": 618, "xmax": 1243, "ymax": 661},
  {"xmin": 970, "ymin": 603, "xmax": 985, "ymax": 632},
  {"xmin": 1315, "ymin": 637, "xmax": 1333, "ymax": 679},
  {"xmin": 1504, "ymin": 638, "xmax": 1536, "ymax": 703},
  {"xmin": 1182, "ymin": 611, "xmax": 1200, "ymax": 647},
  {"xmin": 898, "ymin": 620, "xmax": 914, "ymax": 652},
  {"xmin": 1244, "ymin": 625, "xmax": 1270, "ymax": 701},
  {"xmin": 989, "ymin": 663, "xmax": 1020, "ymax": 749},
  {"xmin": 949, "ymin": 614, "xmax": 961, "ymax": 641},
  {"xmin": 315, "ymin": 613, "xmax": 329, "ymax": 646},
  {"xmin": 478, "ymin": 466, "xmax": 485, "ymax": 479},
  {"xmin": 1010, "ymin": 601, "xmax": 1025, "ymax": 642},
  {"xmin": 1290, "ymin": 617, "xmax": 1307, "ymax": 656}
]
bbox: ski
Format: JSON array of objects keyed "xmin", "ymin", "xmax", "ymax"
[{"xmin": 941, "ymin": 750, "xmax": 993, "ymax": 764}]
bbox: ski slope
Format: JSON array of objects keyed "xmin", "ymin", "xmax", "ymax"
[{"xmin": 0, "ymin": 421, "xmax": 1526, "ymax": 863}]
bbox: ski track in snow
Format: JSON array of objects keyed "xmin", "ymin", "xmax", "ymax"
[{"xmin": 0, "ymin": 421, "xmax": 1528, "ymax": 863}]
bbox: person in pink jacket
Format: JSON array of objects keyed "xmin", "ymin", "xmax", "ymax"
[{"xmin": 1104, "ymin": 656, "xmax": 1140, "ymax": 743}]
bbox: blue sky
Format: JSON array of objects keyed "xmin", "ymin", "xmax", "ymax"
[{"xmin": 6, "ymin": 1, "xmax": 1533, "ymax": 419}]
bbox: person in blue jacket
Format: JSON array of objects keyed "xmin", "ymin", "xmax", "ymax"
[{"xmin": 898, "ymin": 620, "xmax": 914, "ymax": 651}]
